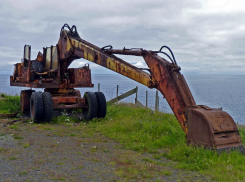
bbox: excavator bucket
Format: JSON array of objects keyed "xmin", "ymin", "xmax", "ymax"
[{"xmin": 186, "ymin": 105, "xmax": 243, "ymax": 151}]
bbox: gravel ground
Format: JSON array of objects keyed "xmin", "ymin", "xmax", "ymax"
[{"xmin": 0, "ymin": 118, "xmax": 210, "ymax": 182}]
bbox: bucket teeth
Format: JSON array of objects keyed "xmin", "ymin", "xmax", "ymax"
[{"xmin": 216, "ymin": 145, "xmax": 245, "ymax": 154}]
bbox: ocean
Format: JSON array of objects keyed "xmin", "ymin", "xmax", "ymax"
[{"xmin": 2, "ymin": 74, "xmax": 245, "ymax": 124}]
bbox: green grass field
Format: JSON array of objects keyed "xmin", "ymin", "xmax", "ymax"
[
  {"xmin": 1, "ymin": 94, "xmax": 245, "ymax": 181},
  {"xmin": 88, "ymin": 103, "xmax": 245, "ymax": 181},
  {"xmin": 0, "ymin": 94, "xmax": 20, "ymax": 114}
]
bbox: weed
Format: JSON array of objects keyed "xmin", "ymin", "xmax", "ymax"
[
  {"xmin": 51, "ymin": 115, "xmax": 79, "ymax": 124},
  {"xmin": 87, "ymin": 103, "xmax": 245, "ymax": 181},
  {"xmin": 9, "ymin": 125, "xmax": 18, "ymax": 130},
  {"xmin": 19, "ymin": 171, "xmax": 28, "ymax": 175},
  {"xmin": 23, "ymin": 143, "xmax": 30, "ymax": 148},
  {"xmin": 0, "ymin": 94, "xmax": 20, "ymax": 113},
  {"xmin": 90, "ymin": 146, "xmax": 97, "ymax": 152},
  {"xmin": 56, "ymin": 162, "xmax": 65, "ymax": 165},
  {"xmin": 148, "ymin": 150, "xmax": 159, "ymax": 154},
  {"xmin": 43, "ymin": 127, "xmax": 52, "ymax": 130},
  {"xmin": 142, "ymin": 158, "xmax": 155, "ymax": 163},
  {"xmin": 152, "ymin": 154, "xmax": 161, "ymax": 160},
  {"xmin": 162, "ymin": 170, "xmax": 172, "ymax": 176},
  {"xmin": 9, "ymin": 156, "xmax": 17, "ymax": 160},
  {"xmin": 12, "ymin": 134, "xmax": 23, "ymax": 140},
  {"xmin": 0, "ymin": 93, "xmax": 6, "ymax": 98}
]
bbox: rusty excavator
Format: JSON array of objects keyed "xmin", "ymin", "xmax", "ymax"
[{"xmin": 10, "ymin": 24, "xmax": 244, "ymax": 152}]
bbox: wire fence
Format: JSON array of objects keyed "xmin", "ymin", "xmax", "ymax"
[
  {"xmin": 0, "ymin": 83, "xmax": 173, "ymax": 114},
  {"xmin": 78, "ymin": 86, "xmax": 173, "ymax": 114}
]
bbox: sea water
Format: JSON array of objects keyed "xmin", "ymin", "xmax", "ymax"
[{"xmin": 1, "ymin": 74, "xmax": 245, "ymax": 124}]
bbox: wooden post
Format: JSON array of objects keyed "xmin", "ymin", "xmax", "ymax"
[
  {"xmin": 98, "ymin": 83, "xmax": 100, "ymax": 92},
  {"xmin": 157, "ymin": 96, "xmax": 159, "ymax": 112},
  {"xmin": 108, "ymin": 87, "xmax": 138, "ymax": 104},
  {"xmin": 116, "ymin": 85, "xmax": 119, "ymax": 102},
  {"xmin": 135, "ymin": 86, "xmax": 138, "ymax": 104},
  {"xmin": 146, "ymin": 90, "xmax": 148, "ymax": 108},
  {"xmin": 155, "ymin": 90, "xmax": 158, "ymax": 112}
]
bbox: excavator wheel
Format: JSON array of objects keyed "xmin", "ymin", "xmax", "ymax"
[
  {"xmin": 95, "ymin": 92, "xmax": 106, "ymax": 118},
  {"xmin": 30, "ymin": 92, "xmax": 43, "ymax": 123},
  {"xmin": 42, "ymin": 92, "xmax": 53, "ymax": 122},
  {"xmin": 82, "ymin": 92, "xmax": 98, "ymax": 121}
]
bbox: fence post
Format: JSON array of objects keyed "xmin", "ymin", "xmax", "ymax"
[
  {"xmin": 135, "ymin": 86, "xmax": 138, "ymax": 104},
  {"xmin": 155, "ymin": 90, "xmax": 158, "ymax": 112},
  {"xmin": 98, "ymin": 83, "xmax": 100, "ymax": 92},
  {"xmin": 116, "ymin": 85, "xmax": 119, "ymax": 103},
  {"xmin": 146, "ymin": 90, "xmax": 148, "ymax": 108},
  {"xmin": 157, "ymin": 96, "xmax": 159, "ymax": 112}
]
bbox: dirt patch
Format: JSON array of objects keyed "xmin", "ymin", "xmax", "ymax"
[{"xmin": 0, "ymin": 119, "xmax": 210, "ymax": 181}]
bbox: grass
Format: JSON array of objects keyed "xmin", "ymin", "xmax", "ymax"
[
  {"xmin": 162, "ymin": 170, "xmax": 172, "ymax": 176},
  {"xmin": 51, "ymin": 115, "xmax": 79, "ymax": 124},
  {"xmin": 0, "ymin": 94, "xmax": 20, "ymax": 113},
  {"xmin": 9, "ymin": 125, "xmax": 18, "ymax": 130},
  {"xmin": 19, "ymin": 171, "xmax": 28, "ymax": 175},
  {"xmin": 9, "ymin": 156, "xmax": 17, "ymax": 160},
  {"xmin": 23, "ymin": 143, "xmax": 30, "ymax": 148},
  {"xmin": 1, "ymin": 95, "xmax": 245, "ymax": 181},
  {"xmin": 12, "ymin": 133, "xmax": 23, "ymax": 140},
  {"xmin": 86, "ymin": 103, "xmax": 245, "ymax": 182}
]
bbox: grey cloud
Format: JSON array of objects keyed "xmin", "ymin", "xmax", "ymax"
[{"xmin": 0, "ymin": 0, "xmax": 245, "ymax": 75}]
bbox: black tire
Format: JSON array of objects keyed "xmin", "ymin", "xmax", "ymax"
[
  {"xmin": 95, "ymin": 92, "xmax": 106, "ymax": 118},
  {"xmin": 30, "ymin": 92, "xmax": 43, "ymax": 123},
  {"xmin": 82, "ymin": 92, "xmax": 98, "ymax": 121},
  {"xmin": 31, "ymin": 61, "xmax": 43, "ymax": 73},
  {"xmin": 42, "ymin": 92, "xmax": 53, "ymax": 122}
]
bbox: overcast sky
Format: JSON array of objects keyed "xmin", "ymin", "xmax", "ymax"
[{"xmin": 1, "ymin": 0, "xmax": 245, "ymax": 75}]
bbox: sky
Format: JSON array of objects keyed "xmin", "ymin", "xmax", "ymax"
[{"xmin": 1, "ymin": 0, "xmax": 245, "ymax": 75}]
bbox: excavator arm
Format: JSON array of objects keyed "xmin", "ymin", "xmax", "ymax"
[
  {"xmin": 57, "ymin": 24, "xmax": 244, "ymax": 151},
  {"xmin": 58, "ymin": 25, "xmax": 197, "ymax": 133}
]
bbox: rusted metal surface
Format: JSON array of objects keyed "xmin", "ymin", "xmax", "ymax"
[
  {"xmin": 20, "ymin": 90, "xmax": 35, "ymax": 113},
  {"xmin": 142, "ymin": 51, "xmax": 196, "ymax": 133},
  {"xmin": 52, "ymin": 97, "xmax": 87, "ymax": 109},
  {"xmin": 186, "ymin": 105, "xmax": 243, "ymax": 149},
  {"xmin": 0, "ymin": 113, "xmax": 18, "ymax": 118},
  {"xmin": 10, "ymin": 62, "xmax": 93, "ymax": 89},
  {"xmin": 68, "ymin": 67, "xmax": 92, "ymax": 86},
  {"xmin": 58, "ymin": 30, "xmax": 155, "ymax": 88},
  {"xmin": 36, "ymin": 51, "xmax": 43, "ymax": 61}
]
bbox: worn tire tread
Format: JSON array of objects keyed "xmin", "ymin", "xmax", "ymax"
[
  {"xmin": 95, "ymin": 92, "xmax": 106, "ymax": 118},
  {"xmin": 30, "ymin": 92, "xmax": 43, "ymax": 123},
  {"xmin": 82, "ymin": 92, "xmax": 98, "ymax": 120},
  {"xmin": 42, "ymin": 92, "xmax": 53, "ymax": 122}
]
